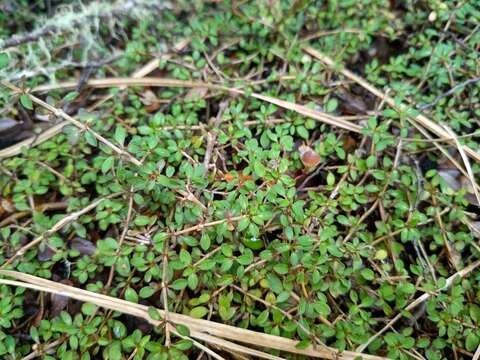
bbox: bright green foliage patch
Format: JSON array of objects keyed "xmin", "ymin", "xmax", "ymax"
[{"xmin": 0, "ymin": 1, "xmax": 480, "ymax": 359}]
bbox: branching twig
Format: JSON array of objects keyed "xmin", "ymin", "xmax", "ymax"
[
  {"xmin": 172, "ymin": 215, "xmax": 246, "ymax": 237},
  {"xmin": 0, "ymin": 192, "xmax": 123, "ymax": 269},
  {"xmin": 0, "ymin": 271, "xmax": 388, "ymax": 360},
  {"xmin": 21, "ymin": 337, "xmax": 66, "ymax": 360},
  {"xmin": 0, "ymin": 81, "xmax": 142, "ymax": 166},
  {"xmin": 203, "ymin": 101, "xmax": 228, "ymax": 175},
  {"xmin": 420, "ymin": 76, "xmax": 480, "ymax": 110},
  {"xmin": 105, "ymin": 189, "xmax": 134, "ymax": 288},
  {"xmin": 356, "ymin": 259, "xmax": 480, "ymax": 352},
  {"xmin": 0, "ymin": 202, "xmax": 68, "ymax": 228},
  {"xmin": 302, "ymin": 46, "xmax": 480, "ymax": 164},
  {"xmin": 162, "ymin": 235, "xmax": 171, "ymax": 347}
]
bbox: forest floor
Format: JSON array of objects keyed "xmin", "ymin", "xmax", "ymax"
[{"xmin": 0, "ymin": 1, "xmax": 480, "ymax": 359}]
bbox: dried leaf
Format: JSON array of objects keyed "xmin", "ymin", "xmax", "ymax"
[
  {"xmin": 337, "ymin": 91, "xmax": 368, "ymax": 115},
  {"xmin": 185, "ymin": 87, "xmax": 208, "ymax": 101},
  {"xmin": 140, "ymin": 89, "xmax": 158, "ymax": 105},
  {"xmin": 224, "ymin": 173, "xmax": 235, "ymax": 182},
  {"xmin": 0, "ymin": 198, "xmax": 14, "ymax": 213},
  {"xmin": 438, "ymin": 170, "xmax": 461, "ymax": 191},
  {"xmin": 70, "ymin": 237, "xmax": 97, "ymax": 256},
  {"xmin": 447, "ymin": 240, "xmax": 462, "ymax": 269},
  {"xmin": 471, "ymin": 222, "xmax": 480, "ymax": 239},
  {"xmin": 342, "ymin": 135, "xmax": 357, "ymax": 153},
  {"xmin": 50, "ymin": 280, "xmax": 72, "ymax": 318},
  {"xmin": 299, "ymin": 145, "xmax": 321, "ymax": 168},
  {"xmin": 0, "ymin": 118, "xmax": 18, "ymax": 131},
  {"xmin": 460, "ymin": 176, "xmax": 480, "ymax": 206},
  {"xmin": 37, "ymin": 246, "xmax": 55, "ymax": 261}
]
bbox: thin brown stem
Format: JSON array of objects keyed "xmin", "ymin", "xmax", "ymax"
[
  {"xmin": 106, "ymin": 189, "xmax": 134, "ymax": 289},
  {"xmin": 0, "ymin": 192, "xmax": 123, "ymax": 269},
  {"xmin": 1, "ymin": 81, "xmax": 142, "ymax": 166}
]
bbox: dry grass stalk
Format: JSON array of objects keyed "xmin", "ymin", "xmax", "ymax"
[
  {"xmin": 0, "ymin": 40, "xmax": 189, "ymax": 160},
  {"xmin": 302, "ymin": 46, "xmax": 480, "ymax": 164},
  {"xmin": 0, "ymin": 192, "xmax": 123, "ymax": 269},
  {"xmin": 1, "ymin": 80, "xmax": 142, "ymax": 166},
  {"xmin": 442, "ymin": 124, "xmax": 480, "ymax": 205},
  {"xmin": 0, "ymin": 270, "xmax": 388, "ymax": 360},
  {"xmin": 472, "ymin": 344, "xmax": 480, "ymax": 360},
  {"xmin": 32, "ymin": 77, "xmax": 362, "ymax": 133},
  {"xmin": 356, "ymin": 259, "xmax": 480, "ymax": 352},
  {"xmin": 0, "ymin": 121, "xmax": 68, "ymax": 159},
  {"xmin": 0, "ymin": 201, "xmax": 68, "ymax": 227}
]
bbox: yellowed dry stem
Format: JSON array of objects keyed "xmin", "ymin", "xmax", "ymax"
[
  {"xmin": 302, "ymin": 45, "xmax": 480, "ymax": 164},
  {"xmin": 31, "ymin": 77, "xmax": 362, "ymax": 133},
  {"xmin": 0, "ymin": 270, "xmax": 388, "ymax": 360}
]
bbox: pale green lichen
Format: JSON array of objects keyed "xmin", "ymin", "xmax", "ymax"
[{"xmin": 0, "ymin": 0, "xmax": 170, "ymax": 82}]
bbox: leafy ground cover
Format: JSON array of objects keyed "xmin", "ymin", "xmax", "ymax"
[{"xmin": 0, "ymin": 1, "xmax": 480, "ymax": 359}]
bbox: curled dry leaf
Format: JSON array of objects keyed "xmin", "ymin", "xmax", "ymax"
[
  {"xmin": 70, "ymin": 237, "xmax": 96, "ymax": 256},
  {"xmin": 141, "ymin": 89, "xmax": 161, "ymax": 112},
  {"xmin": 0, "ymin": 198, "xmax": 14, "ymax": 217},
  {"xmin": 37, "ymin": 245, "xmax": 56, "ymax": 262},
  {"xmin": 185, "ymin": 87, "xmax": 208, "ymax": 101},
  {"xmin": 337, "ymin": 90, "xmax": 368, "ymax": 115},
  {"xmin": 50, "ymin": 280, "xmax": 73, "ymax": 318},
  {"xmin": 471, "ymin": 222, "xmax": 480, "ymax": 238},
  {"xmin": 438, "ymin": 169, "xmax": 461, "ymax": 191},
  {"xmin": 0, "ymin": 118, "xmax": 18, "ymax": 131},
  {"xmin": 438, "ymin": 170, "xmax": 480, "ymax": 206},
  {"xmin": 299, "ymin": 145, "xmax": 321, "ymax": 168},
  {"xmin": 460, "ymin": 176, "xmax": 480, "ymax": 206},
  {"xmin": 140, "ymin": 89, "xmax": 158, "ymax": 106}
]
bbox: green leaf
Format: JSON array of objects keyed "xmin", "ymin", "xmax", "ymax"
[
  {"xmin": 188, "ymin": 273, "xmax": 198, "ymax": 290},
  {"xmin": 147, "ymin": 307, "xmax": 162, "ymax": 321},
  {"xmin": 101, "ymin": 156, "xmax": 115, "ymax": 173},
  {"xmin": 266, "ymin": 274, "xmax": 283, "ymax": 294},
  {"xmin": 179, "ymin": 249, "xmax": 192, "ymax": 265},
  {"xmin": 295, "ymin": 339, "xmax": 311, "ymax": 349},
  {"xmin": 326, "ymin": 172, "xmax": 335, "ymax": 186},
  {"xmin": 84, "ymin": 131, "xmax": 98, "ymax": 146},
  {"xmin": 175, "ymin": 324, "xmax": 190, "ymax": 337},
  {"xmin": 273, "ymin": 263, "xmax": 289, "ymax": 274},
  {"xmin": 20, "ymin": 94, "xmax": 33, "ymax": 110},
  {"xmin": 135, "ymin": 215, "xmax": 151, "ymax": 226},
  {"xmin": 174, "ymin": 339, "xmax": 193, "ymax": 351},
  {"xmin": 190, "ymin": 306, "xmax": 208, "ymax": 319},
  {"xmin": 157, "ymin": 175, "xmax": 178, "ymax": 188},
  {"xmin": 81, "ymin": 303, "xmax": 97, "ymax": 316},
  {"xmin": 466, "ymin": 332, "xmax": 479, "ymax": 352},
  {"xmin": 200, "ymin": 234, "xmax": 210, "ymax": 251},
  {"xmin": 0, "ymin": 53, "xmax": 9, "ymax": 69},
  {"xmin": 253, "ymin": 161, "xmax": 266, "ymax": 177},
  {"xmin": 63, "ymin": 91, "xmax": 79, "ymax": 101},
  {"xmin": 374, "ymin": 249, "xmax": 388, "ymax": 260},
  {"xmin": 114, "ymin": 126, "xmax": 127, "ymax": 146},
  {"xmin": 108, "ymin": 341, "xmax": 122, "ymax": 360},
  {"xmin": 115, "ymin": 256, "xmax": 131, "ymax": 277},
  {"xmin": 296, "ymin": 126, "xmax": 309, "ymax": 139},
  {"xmin": 171, "ymin": 279, "xmax": 187, "ymax": 290},
  {"xmin": 326, "ymin": 98, "xmax": 338, "ymax": 112},
  {"xmin": 361, "ymin": 268, "xmax": 375, "ymax": 281},
  {"xmin": 125, "ymin": 287, "xmax": 138, "ymax": 303},
  {"xmin": 139, "ymin": 286, "xmax": 156, "ymax": 298}
]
